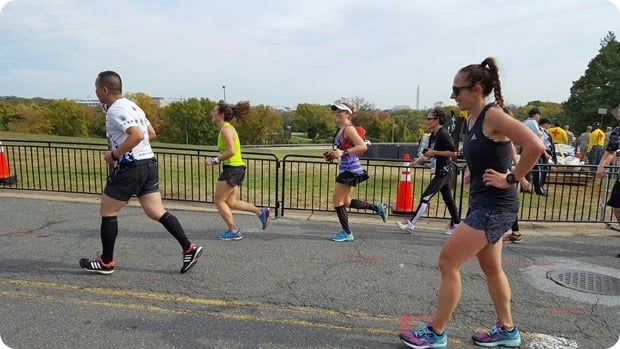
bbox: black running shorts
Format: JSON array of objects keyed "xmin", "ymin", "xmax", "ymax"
[
  {"xmin": 336, "ymin": 170, "xmax": 369, "ymax": 187},
  {"xmin": 218, "ymin": 165, "xmax": 246, "ymax": 187},
  {"xmin": 607, "ymin": 180, "xmax": 620, "ymax": 208},
  {"xmin": 104, "ymin": 159, "xmax": 159, "ymax": 201}
]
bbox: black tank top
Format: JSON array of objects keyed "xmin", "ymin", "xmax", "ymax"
[{"xmin": 462, "ymin": 103, "xmax": 518, "ymax": 211}]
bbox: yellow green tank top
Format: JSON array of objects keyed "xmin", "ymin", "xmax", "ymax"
[{"xmin": 217, "ymin": 122, "xmax": 245, "ymax": 166}]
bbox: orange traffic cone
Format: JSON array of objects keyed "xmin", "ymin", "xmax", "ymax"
[
  {"xmin": 393, "ymin": 154, "xmax": 414, "ymax": 213},
  {"xmin": 575, "ymin": 147, "xmax": 581, "ymax": 160},
  {"xmin": 0, "ymin": 141, "xmax": 17, "ymax": 185}
]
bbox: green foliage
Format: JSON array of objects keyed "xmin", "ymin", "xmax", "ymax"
[
  {"xmin": 0, "ymin": 101, "xmax": 24, "ymax": 131},
  {"xmin": 514, "ymin": 101, "xmax": 565, "ymax": 122},
  {"xmin": 42, "ymin": 99, "xmax": 89, "ymax": 137},
  {"xmin": 294, "ymin": 103, "xmax": 336, "ymax": 139},
  {"xmin": 564, "ymin": 31, "xmax": 620, "ymax": 133},
  {"xmin": 157, "ymin": 98, "xmax": 218, "ymax": 145},
  {"xmin": 87, "ymin": 105, "xmax": 107, "ymax": 138},
  {"xmin": 235, "ymin": 105, "xmax": 283, "ymax": 145}
]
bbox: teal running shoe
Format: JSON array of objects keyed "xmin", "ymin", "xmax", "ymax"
[
  {"xmin": 330, "ymin": 230, "xmax": 354, "ymax": 242},
  {"xmin": 472, "ymin": 322, "xmax": 521, "ymax": 348},
  {"xmin": 376, "ymin": 202, "xmax": 388, "ymax": 222},
  {"xmin": 219, "ymin": 229, "xmax": 243, "ymax": 241},
  {"xmin": 399, "ymin": 322, "xmax": 447, "ymax": 349}
]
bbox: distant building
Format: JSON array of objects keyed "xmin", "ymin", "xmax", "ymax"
[
  {"xmin": 392, "ymin": 105, "xmax": 411, "ymax": 110},
  {"xmin": 74, "ymin": 99, "xmax": 100, "ymax": 107}
]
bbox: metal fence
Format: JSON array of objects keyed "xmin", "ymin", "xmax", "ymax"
[{"xmin": 0, "ymin": 140, "xmax": 616, "ymax": 223}]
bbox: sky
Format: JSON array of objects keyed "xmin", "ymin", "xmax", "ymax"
[{"xmin": 0, "ymin": 0, "xmax": 619, "ymax": 111}]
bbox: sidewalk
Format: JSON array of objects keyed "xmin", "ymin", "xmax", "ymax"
[{"xmin": 1, "ymin": 189, "xmax": 617, "ymax": 237}]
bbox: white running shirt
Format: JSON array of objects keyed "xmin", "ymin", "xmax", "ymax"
[{"xmin": 105, "ymin": 98, "xmax": 154, "ymax": 163}]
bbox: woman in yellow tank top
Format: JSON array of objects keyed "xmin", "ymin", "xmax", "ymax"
[{"xmin": 205, "ymin": 101, "xmax": 270, "ymax": 240}]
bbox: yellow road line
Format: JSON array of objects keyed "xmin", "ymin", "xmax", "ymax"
[
  {"xmin": 0, "ymin": 278, "xmax": 392, "ymax": 320},
  {"xmin": 0, "ymin": 278, "xmax": 467, "ymax": 344},
  {"xmin": 0, "ymin": 290, "xmax": 393, "ymax": 335},
  {"xmin": 0, "ymin": 279, "xmax": 394, "ymax": 335}
]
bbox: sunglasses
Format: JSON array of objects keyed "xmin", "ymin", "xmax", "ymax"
[
  {"xmin": 426, "ymin": 117, "xmax": 437, "ymax": 121},
  {"xmin": 452, "ymin": 85, "xmax": 474, "ymax": 96}
]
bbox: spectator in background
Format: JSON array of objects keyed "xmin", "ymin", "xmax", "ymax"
[
  {"xmin": 588, "ymin": 122, "xmax": 605, "ymax": 167},
  {"xmin": 565, "ymin": 125, "xmax": 576, "ymax": 147},
  {"xmin": 504, "ymin": 141, "xmax": 531, "ymax": 244},
  {"xmin": 579, "ymin": 126, "xmax": 592, "ymax": 163},
  {"xmin": 522, "ymin": 108, "xmax": 543, "ymax": 192},
  {"xmin": 548, "ymin": 121, "xmax": 568, "ymax": 145},
  {"xmin": 523, "ymin": 108, "xmax": 542, "ymax": 138},
  {"xmin": 535, "ymin": 118, "xmax": 555, "ymax": 196},
  {"xmin": 604, "ymin": 126, "xmax": 613, "ymax": 149}
]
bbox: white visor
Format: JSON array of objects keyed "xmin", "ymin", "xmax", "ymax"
[{"xmin": 331, "ymin": 103, "xmax": 352, "ymax": 115}]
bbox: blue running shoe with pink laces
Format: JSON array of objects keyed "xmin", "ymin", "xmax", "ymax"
[
  {"xmin": 259, "ymin": 207, "xmax": 270, "ymax": 229},
  {"xmin": 399, "ymin": 322, "xmax": 447, "ymax": 349},
  {"xmin": 472, "ymin": 322, "xmax": 521, "ymax": 347}
]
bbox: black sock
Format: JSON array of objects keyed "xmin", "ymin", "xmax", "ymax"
[
  {"xmin": 335, "ymin": 205, "xmax": 351, "ymax": 234},
  {"xmin": 100, "ymin": 216, "xmax": 118, "ymax": 264},
  {"xmin": 159, "ymin": 212, "xmax": 191, "ymax": 251},
  {"xmin": 350, "ymin": 199, "xmax": 377, "ymax": 212}
]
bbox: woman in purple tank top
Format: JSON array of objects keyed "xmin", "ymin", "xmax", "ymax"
[{"xmin": 324, "ymin": 102, "xmax": 387, "ymax": 242}]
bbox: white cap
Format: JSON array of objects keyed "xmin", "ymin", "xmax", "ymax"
[{"xmin": 331, "ymin": 103, "xmax": 353, "ymax": 115}]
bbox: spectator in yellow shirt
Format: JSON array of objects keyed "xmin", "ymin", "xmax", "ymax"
[
  {"xmin": 548, "ymin": 121, "xmax": 568, "ymax": 144},
  {"xmin": 588, "ymin": 122, "xmax": 605, "ymax": 166}
]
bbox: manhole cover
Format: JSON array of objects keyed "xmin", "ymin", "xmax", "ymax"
[{"xmin": 547, "ymin": 270, "xmax": 620, "ymax": 296}]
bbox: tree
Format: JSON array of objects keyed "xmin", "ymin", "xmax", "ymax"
[
  {"xmin": 7, "ymin": 104, "xmax": 52, "ymax": 134},
  {"xmin": 0, "ymin": 101, "xmax": 23, "ymax": 131},
  {"xmin": 564, "ymin": 31, "xmax": 620, "ymax": 133},
  {"xmin": 157, "ymin": 98, "xmax": 217, "ymax": 145},
  {"xmin": 43, "ymin": 99, "xmax": 89, "ymax": 137},
  {"xmin": 334, "ymin": 96, "xmax": 377, "ymax": 112},
  {"xmin": 235, "ymin": 105, "xmax": 283, "ymax": 145},
  {"xmin": 294, "ymin": 104, "xmax": 335, "ymax": 141},
  {"xmin": 392, "ymin": 108, "xmax": 427, "ymax": 142}
]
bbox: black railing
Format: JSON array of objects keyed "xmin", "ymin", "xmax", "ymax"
[{"xmin": 0, "ymin": 139, "xmax": 615, "ymax": 223}]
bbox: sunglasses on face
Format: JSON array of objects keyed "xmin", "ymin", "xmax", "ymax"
[
  {"xmin": 426, "ymin": 117, "xmax": 437, "ymax": 121},
  {"xmin": 452, "ymin": 85, "xmax": 474, "ymax": 96}
]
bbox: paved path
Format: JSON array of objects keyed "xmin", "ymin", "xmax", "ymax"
[{"xmin": 0, "ymin": 191, "xmax": 619, "ymax": 349}]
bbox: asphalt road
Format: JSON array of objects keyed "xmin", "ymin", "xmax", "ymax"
[{"xmin": 0, "ymin": 192, "xmax": 619, "ymax": 349}]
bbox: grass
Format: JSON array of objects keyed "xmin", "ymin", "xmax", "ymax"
[{"xmin": 0, "ymin": 131, "xmax": 613, "ymax": 222}]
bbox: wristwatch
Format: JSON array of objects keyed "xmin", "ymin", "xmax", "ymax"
[
  {"xmin": 343, "ymin": 149, "xmax": 349, "ymax": 157},
  {"xmin": 506, "ymin": 173, "xmax": 519, "ymax": 184}
]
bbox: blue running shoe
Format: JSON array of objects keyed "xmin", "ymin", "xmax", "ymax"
[
  {"xmin": 376, "ymin": 202, "xmax": 388, "ymax": 223},
  {"xmin": 259, "ymin": 207, "xmax": 271, "ymax": 229},
  {"xmin": 219, "ymin": 229, "xmax": 243, "ymax": 241},
  {"xmin": 399, "ymin": 322, "xmax": 447, "ymax": 349},
  {"xmin": 472, "ymin": 322, "xmax": 521, "ymax": 348},
  {"xmin": 330, "ymin": 230, "xmax": 354, "ymax": 242}
]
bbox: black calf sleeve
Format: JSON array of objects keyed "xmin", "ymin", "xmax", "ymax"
[
  {"xmin": 101, "ymin": 216, "xmax": 118, "ymax": 263},
  {"xmin": 159, "ymin": 212, "xmax": 191, "ymax": 251},
  {"xmin": 335, "ymin": 205, "xmax": 351, "ymax": 234},
  {"xmin": 350, "ymin": 199, "xmax": 378, "ymax": 212}
]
